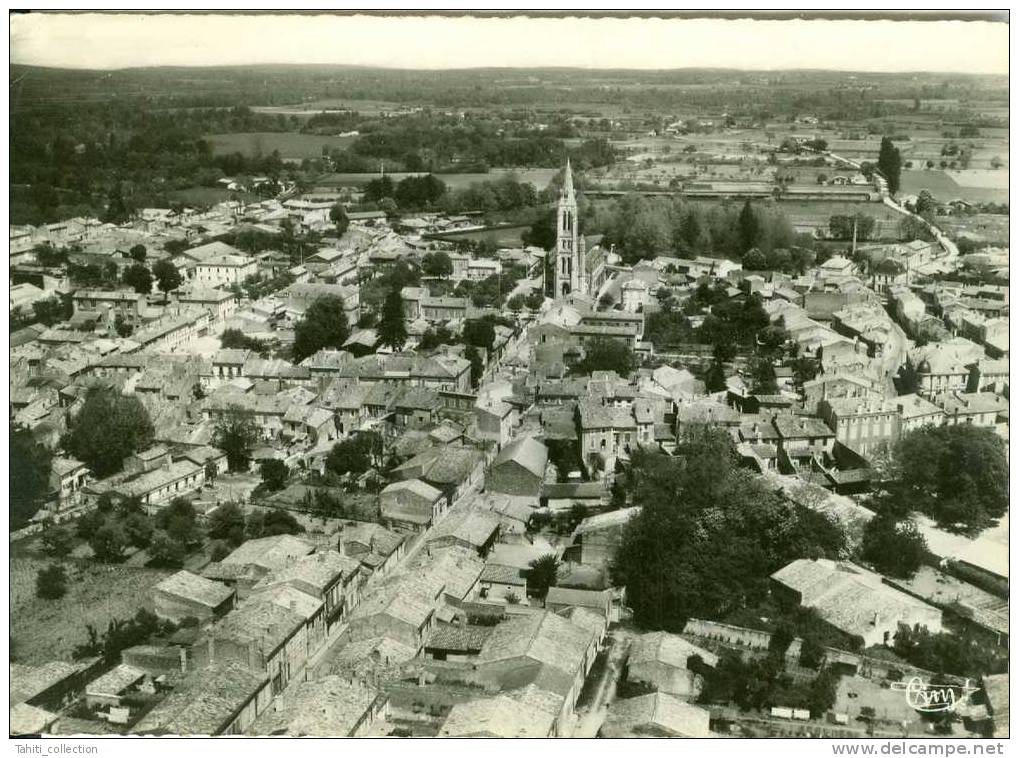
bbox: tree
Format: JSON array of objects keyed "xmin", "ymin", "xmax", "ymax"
[
  {"xmin": 292, "ymin": 295, "xmax": 350, "ymax": 363},
  {"xmin": 325, "ymin": 435, "xmax": 373, "ymax": 478},
  {"xmin": 329, "ymin": 203, "xmax": 349, "ymax": 236},
  {"xmin": 113, "ymin": 313, "xmax": 134, "ymax": 338},
  {"xmin": 378, "ymin": 197, "xmax": 399, "ymax": 220},
  {"xmin": 877, "ymin": 137, "xmax": 902, "ymax": 195},
  {"xmin": 261, "ymin": 509, "xmax": 304, "ymax": 537},
  {"xmin": 128, "ymin": 244, "xmax": 147, "ymax": 262},
  {"xmin": 704, "ymin": 358, "xmax": 727, "ymax": 393},
  {"xmin": 260, "ymin": 459, "xmax": 289, "ymax": 492},
  {"xmin": 212, "ymin": 410, "xmax": 259, "ymax": 472},
  {"xmin": 11, "ymin": 424, "xmax": 53, "ymax": 530},
  {"xmin": 62, "ymin": 386, "xmax": 154, "ymax": 477},
  {"xmin": 418, "ymin": 324, "xmax": 454, "ymax": 351},
  {"xmin": 122, "ymin": 512, "xmax": 154, "ymax": 549},
  {"xmin": 462, "ymin": 318, "xmax": 496, "ymax": 351},
  {"xmin": 377, "ymin": 286, "xmax": 408, "ymax": 351},
  {"xmin": 612, "ymin": 431, "xmax": 846, "ymax": 630},
  {"xmin": 89, "ymin": 524, "xmax": 128, "ymax": 563},
  {"xmin": 791, "ymin": 357, "xmax": 819, "ymax": 387},
  {"xmin": 148, "ymin": 531, "xmax": 187, "ymax": 567},
  {"xmin": 155, "ymin": 497, "xmax": 201, "ymax": 548},
  {"xmin": 915, "ymin": 190, "xmax": 937, "ymax": 220},
  {"xmin": 104, "ymin": 182, "xmax": 131, "ymax": 224},
  {"xmin": 570, "ymin": 338, "xmax": 636, "ymax": 377},
  {"xmin": 527, "ymin": 554, "xmax": 560, "ymax": 599},
  {"xmin": 364, "ymin": 175, "xmax": 394, "ymax": 203},
  {"xmin": 738, "ymin": 200, "xmax": 759, "ymax": 253},
  {"xmin": 122, "ymin": 263, "xmax": 153, "ymax": 294},
  {"xmin": 522, "ymin": 207, "xmax": 556, "ymax": 251},
  {"xmin": 743, "ymin": 248, "xmax": 767, "ymax": 270},
  {"xmin": 36, "ymin": 564, "xmax": 67, "ymax": 600},
  {"xmin": 829, "ymin": 214, "xmax": 875, "ymax": 241},
  {"xmin": 890, "ymin": 425, "xmax": 1007, "ymax": 533},
  {"xmin": 860, "ymin": 514, "xmax": 927, "ymax": 579},
  {"xmin": 209, "ymin": 540, "xmax": 232, "ymax": 562},
  {"xmin": 464, "ymin": 344, "xmax": 484, "ymax": 388},
  {"xmin": 421, "ymin": 251, "xmax": 453, "ymax": 278},
  {"xmin": 40, "ymin": 525, "xmax": 74, "ymax": 557},
  {"xmin": 31, "ymin": 295, "xmax": 72, "ymax": 327},
  {"xmin": 246, "ymin": 508, "xmax": 304, "ymax": 539},
  {"xmin": 748, "ymin": 355, "xmax": 778, "ymax": 394},
  {"xmin": 152, "ymin": 258, "xmax": 182, "ymax": 296},
  {"xmin": 207, "ymin": 502, "xmax": 247, "ymax": 547}
]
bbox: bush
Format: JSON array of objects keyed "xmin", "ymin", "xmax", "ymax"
[{"xmin": 36, "ymin": 564, "xmax": 68, "ymax": 600}]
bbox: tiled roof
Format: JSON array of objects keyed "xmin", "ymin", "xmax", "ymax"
[
  {"xmin": 492, "ymin": 436, "xmax": 549, "ymax": 478},
  {"xmin": 602, "ymin": 693, "xmax": 711, "ymax": 738},
  {"xmin": 476, "ymin": 611, "xmax": 596, "ymax": 695},
  {"xmin": 206, "ymin": 597, "xmax": 305, "ymax": 654},
  {"xmin": 131, "ymin": 662, "xmax": 268, "ymax": 735},
  {"xmin": 248, "ymin": 676, "xmax": 381, "ymax": 736},
  {"xmin": 425, "ymin": 623, "xmax": 493, "ymax": 652},
  {"xmin": 221, "ymin": 534, "xmax": 315, "ymax": 573},
  {"xmin": 629, "ymin": 631, "xmax": 718, "ymax": 670},
  {"xmin": 155, "ymin": 570, "xmax": 234, "ymax": 608}
]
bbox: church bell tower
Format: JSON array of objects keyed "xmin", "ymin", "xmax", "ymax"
[{"xmin": 554, "ymin": 159, "xmax": 579, "ymax": 298}]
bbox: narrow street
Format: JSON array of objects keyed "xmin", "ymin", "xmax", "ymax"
[{"xmin": 570, "ymin": 629, "xmax": 634, "ymax": 738}]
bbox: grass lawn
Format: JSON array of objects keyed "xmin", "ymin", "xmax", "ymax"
[
  {"xmin": 10, "ymin": 556, "xmax": 173, "ymax": 665},
  {"xmin": 204, "ymin": 132, "xmax": 357, "ymax": 159},
  {"xmin": 163, "ymin": 186, "xmax": 260, "ymax": 207}
]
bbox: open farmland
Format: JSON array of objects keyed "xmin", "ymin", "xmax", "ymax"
[
  {"xmin": 939, "ymin": 214, "xmax": 1010, "ymax": 245},
  {"xmin": 11, "ymin": 557, "xmax": 173, "ymax": 665},
  {"xmin": 204, "ymin": 131, "xmax": 358, "ymax": 159},
  {"xmin": 317, "ymin": 168, "xmax": 558, "ymax": 190},
  {"xmin": 164, "ymin": 186, "xmax": 260, "ymax": 207},
  {"xmin": 899, "ymin": 169, "xmax": 1009, "ymax": 204}
]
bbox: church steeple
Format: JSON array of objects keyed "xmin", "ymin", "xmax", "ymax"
[
  {"xmin": 560, "ymin": 157, "xmax": 576, "ymax": 205},
  {"xmin": 554, "ymin": 158, "xmax": 580, "ymax": 298}
]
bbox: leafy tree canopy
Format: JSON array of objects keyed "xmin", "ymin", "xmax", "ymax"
[
  {"xmin": 292, "ymin": 295, "xmax": 350, "ymax": 363},
  {"xmin": 612, "ymin": 429, "xmax": 846, "ymax": 631},
  {"xmin": 62, "ymin": 386, "xmax": 154, "ymax": 477}
]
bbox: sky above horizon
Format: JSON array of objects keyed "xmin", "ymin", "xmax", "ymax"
[{"xmin": 9, "ymin": 13, "xmax": 1009, "ymax": 75}]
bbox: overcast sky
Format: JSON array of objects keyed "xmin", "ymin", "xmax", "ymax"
[{"xmin": 9, "ymin": 13, "xmax": 1009, "ymax": 74}]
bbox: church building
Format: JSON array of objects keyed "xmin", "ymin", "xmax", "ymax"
[{"xmin": 553, "ymin": 159, "xmax": 608, "ymax": 300}]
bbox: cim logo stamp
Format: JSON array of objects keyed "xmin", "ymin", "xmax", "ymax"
[{"xmin": 890, "ymin": 677, "xmax": 981, "ymax": 713}]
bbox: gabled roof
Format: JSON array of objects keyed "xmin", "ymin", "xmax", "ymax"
[
  {"xmin": 155, "ymin": 570, "xmax": 234, "ymax": 608},
  {"xmin": 602, "ymin": 693, "xmax": 711, "ymax": 738},
  {"xmin": 131, "ymin": 662, "xmax": 268, "ymax": 736},
  {"xmin": 221, "ymin": 534, "xmax": 315, "ymax": 573},
  {"xmin": 492, "ymin": 436, "xmax": 549, "ymax": 478},
  {"xmin": 439, "ymin": 685, "xmax": 559, "ymax": 738},
  {"xmin": 248, "ymin": 676, "xmax": 381, "ymax": 737},
  {"xmin": 426, "ymin": 508, "xmax": 500, "ymax": 549},
  {"xmin": 629, "ymin": 631, "xmax": 718, "ymax": 670},
  {"xmin": 476, "ymin": 611, "xmax": 596, "ymax": 695}
]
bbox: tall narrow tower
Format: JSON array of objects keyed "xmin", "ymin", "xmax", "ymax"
[{"xmin": 554, "ymin": 158, "xmax": 579, "ymax": 298}]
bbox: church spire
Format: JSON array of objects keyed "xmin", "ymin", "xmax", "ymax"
[{"xmin": 561, "ymin": 157, "xmax": 575, "ymax": 205}]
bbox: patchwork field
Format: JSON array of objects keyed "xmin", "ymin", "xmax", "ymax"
[
  {"xmin": 204, "ymin": 131, "xmax": 357, "ymax": 159},
  {"xmin": 899, "ymin": 169, "xmax": 1009, "ymax": 204},
  {"xmin": 10, "ymin": 556, "xmax": 172, "ymax": 665}
]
